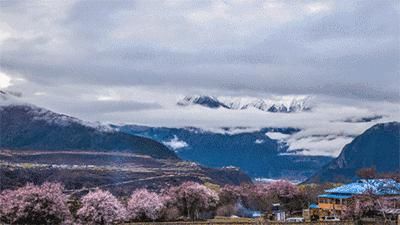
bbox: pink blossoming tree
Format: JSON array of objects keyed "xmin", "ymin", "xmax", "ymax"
[
  {"xmin": 216, "ymin": 185, "xmax": 242, "ymax": 216},
  {"xmin": 167, "ymin": 182, "xmax": 219, "ymax": 220},
  {"xmin": 0, "ymin": 182, "xmax": 72, "ymax": 225},
  {"xmin": 264, "ymin": 180, "xmax": 300, "ymax": 199},
  {"xmin": 218, "ymin": 185, "xmax": 241, "ymax": 206},
  {"xmin": 127, "ymin": 188, "xmax": 165, "ymax": 221},
  {"xmin": 343, "ymin": 191, "xmax": 398, "ymax": 222},
  {"xmin": 239, "ymin": 181, "xmax": 302, "ymax": 212},
  {"xmin": 76, "ymin": 189, "xmax": 126, "ymax": 225}
]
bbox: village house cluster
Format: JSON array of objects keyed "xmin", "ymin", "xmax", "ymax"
[{"xmin": 302, "ymin": 179, "xmax": 400, "ymax": 223}]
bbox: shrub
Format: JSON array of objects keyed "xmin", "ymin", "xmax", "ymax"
[
  {"xmin": 0, "ymin": 182, "xmax": 72, "ymax": 225},
  {"xmin": 76, "ymin": 189, "xmax": 126, "ymax": 225}
]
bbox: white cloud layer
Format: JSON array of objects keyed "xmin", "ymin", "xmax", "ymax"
[
  {"xmin": 3, "ymin": 83, "xmax": 399, "ymax": 157},
  {"xmin": 266, "ymin": 132, "xmax": 291, "ymax": 140}
]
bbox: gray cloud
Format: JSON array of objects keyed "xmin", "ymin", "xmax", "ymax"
[{"xmin": 1, "ymin": 0, "xmax": 399, "ymax": 102}]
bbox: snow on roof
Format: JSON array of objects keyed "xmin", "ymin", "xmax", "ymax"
[
  {"xmin": 325, "ymin": 179, "xmax": 400, "ymax": 196},
  {"xmin": 318, "ymin": 193, "xmax": 352, "ymax": 199}
]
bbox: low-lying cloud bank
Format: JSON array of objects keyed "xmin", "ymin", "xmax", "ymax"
[{"xmin": 2, "ymin": 83, "xmax": 399, "ymax": 157}]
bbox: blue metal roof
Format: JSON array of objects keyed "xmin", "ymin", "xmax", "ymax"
[
  {"xmin": 318, "ymin": 193, "xmax": 352, "ymax": 199},
  {"xmin": 325, "ymin": 179, "xmax": 400, "ymax": 196},
  {"xmin": 309, "ymin": 203, "xmax": 319, "ymax": 209}
]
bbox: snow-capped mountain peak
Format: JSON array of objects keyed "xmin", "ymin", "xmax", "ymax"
[
  {"xmin": 177, "ymin": 95, "xmax": 229, "ymax": 109},
  {"xmin": 241, "ymin": 99, "xmax": 270, "ymax": 111},
  {"xmin": 288, "ymin": 96, "xmax": 313, "ymax": 112},
  {"xmin": 177, "ymin": 95, "xmax": 313, "ymax": 113}
]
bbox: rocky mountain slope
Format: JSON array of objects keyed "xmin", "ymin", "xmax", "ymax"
[
  {"xmin": 307, "ymin": 122, "xmax": 400, "ymax": 183},
  {"xmin": 0, "ymin": 104, "xmax": 177, "ymax": 159},
  {"xmin": 0, "ymin": 150, "xmax": 251, "ymax": 196}
]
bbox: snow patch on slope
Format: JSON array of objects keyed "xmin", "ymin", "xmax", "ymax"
[
  {"xmin": 163, "ymin": 135, "xmax": 189, "ymax": 151},
  {"xmin": 26, "ymin": 105, "xmax": 114, "ymax": 132}
]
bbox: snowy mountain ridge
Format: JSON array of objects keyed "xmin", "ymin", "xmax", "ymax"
[
  {"xmin": 0, "ymin": 90, "xmax": 114, "ymax": 132},
  {"xmin": 177, "ymin": 95, "xmax": 313, "ymax": 113}
]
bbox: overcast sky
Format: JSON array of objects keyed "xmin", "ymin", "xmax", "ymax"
[{"xmin": 0, "ymin": 0, "xmax": 399, "ymax": 156}]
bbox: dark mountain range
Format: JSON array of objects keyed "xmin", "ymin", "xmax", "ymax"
[
  {"xmin": 117, "ymin": 125, "xmax": 332, "ymax": 180},
  {"xmin": 0, "ymin": 100, "xmax": 252, "ymax": 194},
  {"xmin": 0, "ymin": 104, "xmax": 176, "ymax": 159},
  {"xmin": 307, "ymin": 122, "xmax": 400, "ymax": 183}
]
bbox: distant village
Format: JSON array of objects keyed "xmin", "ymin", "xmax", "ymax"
[{"xmin": 272, "ymin": 178, "xmax": 400, "ymax": 224}]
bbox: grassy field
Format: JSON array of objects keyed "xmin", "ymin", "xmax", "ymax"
[{"xmin": 126, "ymin": 217, "xmax": 359, "ymax": 225}]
